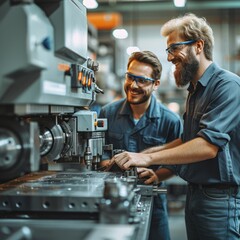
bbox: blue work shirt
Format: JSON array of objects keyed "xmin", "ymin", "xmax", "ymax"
[
  {"xmin": 99, "ymin": 95, "xmax": 183, "ymax": 171},
  {"xmin": 177, "ymin": 63, "xmax": 240, "ymax": 185},
  {"xmin": 99, "ymin": 95, "xmax": 183, "ymax": 240}
]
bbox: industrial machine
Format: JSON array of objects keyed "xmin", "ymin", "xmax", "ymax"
[{"xmin": 0, "ymin": 1, "xmax": 166, "ymax": 239}]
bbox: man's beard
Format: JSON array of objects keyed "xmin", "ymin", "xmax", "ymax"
[
  {"xmin": 126, "ymin": 90, "xmax": 151, "ymax": 105},
  {"xmin": 174, "ymin": 49, "xmax": 199, "ymax": 87}
]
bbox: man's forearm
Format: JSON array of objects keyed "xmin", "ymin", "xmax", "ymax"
[
  {"xmin": 155, "ymin": 168, "xmax": 175, "ymax": 182},
  {"xmin": 148, "ymin": 137, "xmax": 219, "ymax": 165},
  {"xmin": 142, "ymin": 138, "xmax": 182, "ymax": 154}
]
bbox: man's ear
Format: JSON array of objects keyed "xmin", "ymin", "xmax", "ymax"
[
  {"xmin": 196, "ymin": 39, "xmax": 204, "ymax": 54},
  {"xmin": 153, "ymin": 79, "xmax": 160, "ymax": 90}
]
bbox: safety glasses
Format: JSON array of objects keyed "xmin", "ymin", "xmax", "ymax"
[
  {"xmin": 166, "ymin": 40, "xmax": 197, "ymax": 55},
  {"xmin": 125, "ymin": 72, "xmax": 155, "ymax": 87}
]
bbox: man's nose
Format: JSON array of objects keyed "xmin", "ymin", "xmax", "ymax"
[
  {"xmin": 167, "ymin": 53, "xmax": 174, "ymax": 62},
  {"xmin": 130, "ymin": 80, "xmax": 138, "ymax": 87}
]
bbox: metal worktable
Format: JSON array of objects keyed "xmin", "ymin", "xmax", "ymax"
[{"xmin": 0, "ymin": 171, "xmax": 154, "ymax": 240}]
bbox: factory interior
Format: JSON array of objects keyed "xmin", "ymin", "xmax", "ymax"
[{"xmin": 0, "ymin": 0, "xmax": 240, "ymax": 239}]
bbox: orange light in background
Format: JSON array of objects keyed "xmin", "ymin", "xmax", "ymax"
[{"xmin": 87, "ymin": 12, "xmax": 122, "ymax": 30}]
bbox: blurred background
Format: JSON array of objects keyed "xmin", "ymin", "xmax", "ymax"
[
  {"xmin": 85, "ymin": 0, "xmax": 240, "ymax": 116},
  {"xmin": 84, "ymin": 1, "xmax": 240, "ymax": 239}
]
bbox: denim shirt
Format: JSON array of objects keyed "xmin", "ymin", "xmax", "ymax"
[
  {"xmin": 178, "ymin": 63, "xmax": 240, "ymax": 185},
  {"xmin": 99, "ymin": 95, "xmax": 183, "ymax": 171}
]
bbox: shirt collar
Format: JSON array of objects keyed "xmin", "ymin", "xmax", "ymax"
[
  {"xmin": 119, "ymin": 95, "xmax": 160, "ymax": 119},
  {"xmin": 188, "ymin": 62, "xmax": 219, "ymax": 91}
]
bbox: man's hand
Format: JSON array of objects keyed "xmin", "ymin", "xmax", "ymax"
[
  {"xmin": 137, "ymin": 167, "xmax": 159, "ymax": 184},
  {"xmin": 99, "ymin": 159, "xmax": 110, "ymax": 167},
  {"xmin": 110, "ymin": 151, "xmax": 151, "ymax": 170}
]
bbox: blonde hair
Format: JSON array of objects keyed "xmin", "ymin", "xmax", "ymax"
[{"xmin": 161, "ymin": 13, "xmax": 214, "ymax": 60}]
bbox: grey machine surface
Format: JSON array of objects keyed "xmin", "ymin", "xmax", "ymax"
[{"xmin": 0, "ymin": 1, "xmax": 166, "ymax": 240}]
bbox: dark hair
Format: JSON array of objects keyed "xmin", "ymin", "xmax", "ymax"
[{"xmin": 127, "ymin": 51, "xmax": 162, "ymax": 80}]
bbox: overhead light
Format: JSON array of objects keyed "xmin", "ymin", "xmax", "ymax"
[
  {"xmin": 173, "ymin": 0, "xmax": 186, "ymax": 7},
  {"xmin": 83, "ymin": 0, "xmax": 98, "ymax": 9},
  {"xmin": 112, "ymin": 28, "xmax": 128, "ymax": 39},
  {"xmin": 126, "ymin": 46, "xmax": 140, "ymax": 55}
]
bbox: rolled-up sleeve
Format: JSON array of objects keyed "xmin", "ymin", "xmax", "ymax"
[{"xmin": 197, "ymin": 80, "xmax": 240, "ymax": 149}]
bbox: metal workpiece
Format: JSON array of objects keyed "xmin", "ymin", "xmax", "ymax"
[
  {"xmin": 99, "ymin": 179, "xmax": 131, "ymax": 224},
  {"xmin": 0, "ymin": 171, "xmax": 153, "ymax": 214},
  {"xmin": 138, "ymin": 184, "xmax": 168, "ymax": 196},
  {"xmin": 0, "ymin": 171, "xmax": 109, "ymax": 213},
  {"xmin": 91, "ymin": 176, "xmax": 151, "ymax": 237}
]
